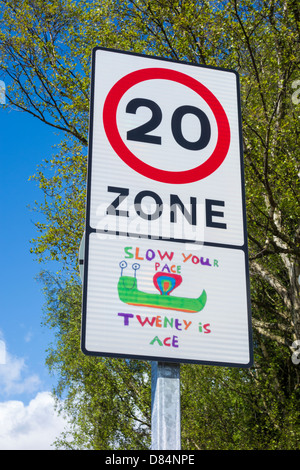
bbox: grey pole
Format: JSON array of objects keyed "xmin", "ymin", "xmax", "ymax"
[{"xmin": 151, "ymin": 361, "xmax": 181, "ymax": 450}]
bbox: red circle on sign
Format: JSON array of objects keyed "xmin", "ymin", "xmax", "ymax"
[{"xmin": 103, "ymin": 68, "xmax": 230, "ymax": 184}]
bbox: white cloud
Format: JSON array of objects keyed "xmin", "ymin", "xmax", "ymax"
[
  {"xmin": 0, "ymin": 333, "xmax": 71, "ymax": 449},
  {"xmin": 0, "ymin": 391, "xmax": 68, "ymax": 450},
  {"xmin": 0, "ymin": 340, "xmax": 5, "ymax": 365},
  {"xmin": 0, "ymin": 348, "xmax": 41, "ymax": 396}
]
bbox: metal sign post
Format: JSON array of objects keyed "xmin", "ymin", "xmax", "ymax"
[{"xmin": 151, "ymin": 362, "xmax": 181, "ymax": 450}]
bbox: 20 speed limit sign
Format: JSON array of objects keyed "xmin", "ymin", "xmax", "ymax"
[
  {"xmin": 87, "ymin": 48, "xmax": 246, "ymax": 248},
  {"xmin": 81, "ymin": 48, "xmax": 253, "ymax": 367},
  {"xmin": 103, "ymin": 67, "xmax": 230, "ymax": 184}
]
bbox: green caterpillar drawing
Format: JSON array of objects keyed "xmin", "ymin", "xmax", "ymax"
[{"xmin": 117, "ymin": 261, "xmax": 207, "ymax": 313}]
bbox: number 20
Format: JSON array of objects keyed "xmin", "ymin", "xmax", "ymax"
[{"xmin": 126, "ymin": 98, "xmax": 211, "ymax": 151}]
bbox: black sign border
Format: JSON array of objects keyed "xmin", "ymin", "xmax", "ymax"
[{"xmin": 81, "ymin": 47, "xmax": 253, "ymax": 369}]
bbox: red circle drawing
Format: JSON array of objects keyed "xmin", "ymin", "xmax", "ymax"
[{"xmin": 103, "ymin": 68, "xmax": 230, "ymax": 184}]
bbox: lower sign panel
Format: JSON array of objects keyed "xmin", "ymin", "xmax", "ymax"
[{"xmin": 81, "ymin": 233, "xmax": 252, "ymax": 367}]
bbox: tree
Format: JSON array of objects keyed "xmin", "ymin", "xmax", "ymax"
[
  {"xmin": 1, "ymin": 0, "xmax": 299, "ymax": 449},
  {"xmin": 40, "ymin": 272, "xmax": 151, "ymax": 449}
]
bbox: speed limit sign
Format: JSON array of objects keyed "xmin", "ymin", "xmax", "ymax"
[
  {"xmin": 87, "ymin": 48, "xmax": 246, "ymax": 247},
  {"xmin": 81, "ymin": 48, "xmax": 253, "ymax": 367},
  {"xmin": 102, "ymin": 67, "xmax": 230, "ymax": 184}
]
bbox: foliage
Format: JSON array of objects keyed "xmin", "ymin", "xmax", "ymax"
[
  {"xmin": 40, "ymin": 271, "xmax": 151, "ymax": 449},
  {"xmin": 1, "ymin": 0, "xmax": 299, "ymax": 449}
]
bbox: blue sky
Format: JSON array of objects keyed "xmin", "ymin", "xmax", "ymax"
[{"xmin": 0, "ymin": 103, "xmax": 71, "ymax": 448}]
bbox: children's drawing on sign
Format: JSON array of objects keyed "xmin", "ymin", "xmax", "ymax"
[
  {"xmin": 118, "ymin": 262, "xmax": 207, "ymax": 313},
  {"xmin": 116, "ymin": 245, "xmax": 217, "ymax": 349}
]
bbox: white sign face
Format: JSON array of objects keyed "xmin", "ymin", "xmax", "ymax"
[
  {"xmin": 83, "ymin": 234, "xmax": 251, "ymax": 366},
  {"xmin": 82, "ymin": 48, "xmax": 253, "ymax": 367}
]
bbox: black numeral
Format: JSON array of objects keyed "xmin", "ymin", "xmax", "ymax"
[
  {"xmin": 126, "ymin": 98, "xmax": 162, "ymax": 145},
  {"xmin": 126, "ymin": 99, "xmax": 211, "ymax": 151},
  {"xmin": 171, "ymin": 105, "xmax": 211, "ymax": 150}
]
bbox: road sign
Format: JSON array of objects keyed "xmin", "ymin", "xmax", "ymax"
[{"xmin": 81, "ymin": 48, "xmax": 253, "ymax": 367}]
